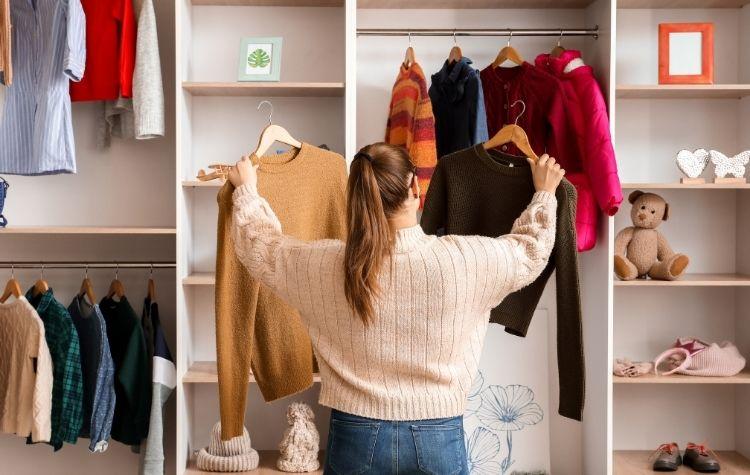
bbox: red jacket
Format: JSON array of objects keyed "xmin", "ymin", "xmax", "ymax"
[
  {"xmin": 70, "ymin": 0, "xmax": 136, "ymax": 101},
  {"xmin": 536, "ymin": 51, "xmax": 622, "ymax": 251}
]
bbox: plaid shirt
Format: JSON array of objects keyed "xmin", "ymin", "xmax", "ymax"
[{"xmin": 27, "ymin": 288, "xmax": 84, "ymax": 450}]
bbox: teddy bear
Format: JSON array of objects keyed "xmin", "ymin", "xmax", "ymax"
[
  {"xmin": 277, "ymin": 402, "xmax": 320, "ymax": 473},
  {"xmin": 614, "ymin": 190, "xmax": 690, "ymax": 281}
]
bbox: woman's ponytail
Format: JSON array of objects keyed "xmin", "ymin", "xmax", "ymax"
[{"xmin": 344, "ymin": 143, "xmax": 415, "ymax": 325}]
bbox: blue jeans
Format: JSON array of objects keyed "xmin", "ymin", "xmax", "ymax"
[{"xmin": 324, "ymin": 409, "xmax": 469, "ymax": 475}]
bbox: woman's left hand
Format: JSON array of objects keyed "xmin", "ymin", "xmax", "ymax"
[{"xmin": 228, "ymin": 155, "xmax": 259, "ymax": 189}]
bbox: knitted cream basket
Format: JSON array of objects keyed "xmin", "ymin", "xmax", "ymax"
[{"xmin": 196, "ymin": 422, "xmax": 259, "ymax": 472}]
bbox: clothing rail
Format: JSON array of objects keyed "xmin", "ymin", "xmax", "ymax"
[
  {"xmin": 0, "ymin": 261, "xmax": 176, "ymax": 269},
  {"xmin": 356, "ymin": 27, "xmax": 599, "ymax": 39}
]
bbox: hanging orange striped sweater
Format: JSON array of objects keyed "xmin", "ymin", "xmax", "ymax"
[{"xmin": 385, "ymin": 62, "xmax": 437, "ymax": 208}]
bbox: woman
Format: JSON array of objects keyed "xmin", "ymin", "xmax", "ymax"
[{"xmin": 228, "ymin": 143, "xmax": 564, "ymax": 475}]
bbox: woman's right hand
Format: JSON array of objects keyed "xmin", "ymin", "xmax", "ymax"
[
  {"xmin": 528, "ymin": 154, "xmax": 565, "ymax": 193},
  {"xmin": 228, "ymin": 155, "xmax": 259, "ymax": 190}
]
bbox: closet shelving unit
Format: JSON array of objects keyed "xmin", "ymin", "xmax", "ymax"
[
  {"xmin": 0, "ymin": 0, "xmax": 177, "ymax": 472},
  {"xmin": 0, "ymin": 226, "xmax": 177, "ymax": 235},
  {"xmin": 176, "ymin": 0, "xmax": 347, "ymax": 471},
  {"xmin": 612, "ymin": 0, "xmax": 750, "ymax": 473}
]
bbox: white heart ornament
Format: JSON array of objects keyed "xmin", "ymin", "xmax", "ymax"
[
  {"xmin": 675, "ymin": 149, "xmax": 709, "ymax": 179},
  {"xmin": 710, "ymin": 150, "xmax": 750, "ymax": 178}
]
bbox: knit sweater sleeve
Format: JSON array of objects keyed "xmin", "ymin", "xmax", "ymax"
[
  {"xmin": 32, "ymin": 320, "xmax": 53, "ymax": 443},
  {"xmin": 420, "ymin": 159, "xmax": 447, "ymax": 235},
  {"xmin": 231, "ymin": 183, "xmax": 308, "ymax": 310},
  {"xmin": 554, "ymin": 182, "xmax": 585, "ymax": 420},
  {"xmin": 476, "ymin": 190, "xmax": 558, "ymax": 312}
]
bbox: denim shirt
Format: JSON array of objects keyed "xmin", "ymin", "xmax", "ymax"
[{"xmin": 68, "ymin": 295, "xmax": 116, "ymax": 452}]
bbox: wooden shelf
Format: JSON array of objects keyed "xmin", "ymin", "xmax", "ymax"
[
  {"xmin": 617, "ymin": 84, "xmax": 750, "ymax": 99},
  {"xmin": 615, "ymin": 274, "xmax": 750, "ymax": 287},
  {"xmin": 183, "ymin": 361, "xmax": 322, "ymax": 384},
  {"xmin": 614, "ymin": 450, "xmax": 750, "ymax": 474},
  {"xmin": 0, "ymin": 226, "xmax": 176, "ymax": 235},
  {"xmin": 186, "ymin": 451, "xmax": 324, "ymax": 475},
  {"xmin": 192, "ymin": 0, "xmax": 340, "ymax": 5},
  {"xmin": 359, "ymin": 0, "xmax": 598, "ymax": 7},
  {"xmin": 614, "ymin": 371, "xmax": 750, "ymax": 384},
  {"xmin": 622, "ymin": 182, "xmax": 750, "ymax": 189},
  {"xmin": 183, "ymin": 180, "xmax": 223, "ymax": 188},
  {"xmin": 618, "ymin": 0, "xmax": 750, "ymax": 8},
  {"xmin": 183, "ymin": 273, "xmax": 216, "ymax": 286},
  {"xmin": 182, "ymin": 82, "xmax": 345, "ymax": 97}
]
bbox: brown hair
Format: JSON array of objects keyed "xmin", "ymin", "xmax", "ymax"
[{"xmin": 344, "ymin": 143, "xmax": 416, "ymax": 324}]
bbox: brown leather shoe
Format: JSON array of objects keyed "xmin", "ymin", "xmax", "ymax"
[
  {"xmin": 652, "ymin": 443, "xmax": 682, "ymax": 471},
  {"xmin": 683, "ymin": 443, "xmax": 720, "ymax": 473}
]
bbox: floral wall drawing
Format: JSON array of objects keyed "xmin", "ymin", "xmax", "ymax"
[{"xmin": 465, "ymin": 309, "xmax": 551, "ymax": 474}]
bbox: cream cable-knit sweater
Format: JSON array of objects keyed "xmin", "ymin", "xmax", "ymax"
[
  {"xmin": 0, "ymin": 297, "xmax": 53, "ymax": 441},
  {"xmin": 231, "ymin": 184, "xmax": 557, "ymax": 420}
]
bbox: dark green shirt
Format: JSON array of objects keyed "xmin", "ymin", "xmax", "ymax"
[
  {"xmin": 99, "ymin": 296, "xmax": 151, "ymax": 446},
  {"xmin": 26, "ymin": 288, "xmax": 83, "ymax": 450}
]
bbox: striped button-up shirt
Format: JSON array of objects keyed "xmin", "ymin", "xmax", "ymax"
[{"xmin": 0, "ymin": 0, "xmax": 85, "ymax": 175}]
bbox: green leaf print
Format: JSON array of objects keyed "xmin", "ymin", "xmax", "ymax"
[{"xmin": 247, "ymin": 48, "xmax": 271, "ymax": 69}]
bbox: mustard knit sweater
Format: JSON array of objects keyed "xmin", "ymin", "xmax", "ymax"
[
  {"xmin": 215, "ymin": 143, "xmax": 347, "ymax": 440},
  {"xmin": 231, "ymin": 184, "xmax": 557, "ymax": 421}
]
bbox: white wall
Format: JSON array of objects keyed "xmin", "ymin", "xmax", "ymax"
[{"xmin": 0, "ymin": 0, "xmax": 176, "ymax": 472}]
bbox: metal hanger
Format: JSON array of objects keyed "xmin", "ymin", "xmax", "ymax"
[
  {"xmin": 252, "ymin": 100, "xmax": 302, "ymax": 159},
  {"xmin": 492, "ymin": 30, "xmax": 524, "ymax": 68},
  {"xmin": 1, "ymin": 264, "xmax": 22, "ymax": 303},
  {"xmin": 483, "ymin": 99, "xmax": 539, "ymax": 161},
  {"xmin": 147, "ymin": 263, "xmax": 156, "ymax": 302}
]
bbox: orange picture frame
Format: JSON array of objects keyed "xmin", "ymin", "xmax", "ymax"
[{"xmin": 658, "ymin": 23, "xmax": 714, "ymax": 85}]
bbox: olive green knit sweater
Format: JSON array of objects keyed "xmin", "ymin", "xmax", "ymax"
[{"xmin": 421, "ymin": 144, "xmax": 584, "ymax": 421}]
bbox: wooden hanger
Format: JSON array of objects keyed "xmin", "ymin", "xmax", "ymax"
[
  {"xmin": 1, "ymin": 266, "xmax": 22, "ymax": 303},
  {"xmin": 492, "ymin": 31, "xmax": 523, "ymax": 68},
  {"xmin": 252, "ymin": 101, "xmax": 301, "ymax": 159},
  {"xmin": 107, "ymin": 264, "xmax": 125, "ymax": 300},
  {"xmin": 550, "ymin": 29, "xmax": 566, "ymax": 58},
  {"xmin": 147, "ymin": 264, "xmax": 156, "ymax": 302},
  {"xmin": 403, "ymin": 32, "xmax": 416, "ymax": 68},
  {"xmin": 448, "ymin": 30, "xmax": 462, "ymax": 64},
  {"xmin": 78, "ymin": 265, "xmax": 96, "ymax": 305},
  {"xmin": 32, "ymin": 265, "xmax": 49, "ymax": 297},
  {"xmin": 483, "ymin": 100, "xmax": 539, "ymax": 161}
]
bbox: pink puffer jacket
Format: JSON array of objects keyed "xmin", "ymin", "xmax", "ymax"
[{"xmin": 536, "ymin": 51, "xmax": 622, "ymax": 251}]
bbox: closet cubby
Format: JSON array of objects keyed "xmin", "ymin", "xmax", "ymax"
[
  {"xmin": 612, "ymin": 1, "xmax": 750, "ymax": 473},
  {"xmin": 353, "ymin": 1, "xmax": 611, "ymax": 474},
  {"xmin": 176, "ymin": 0, "xmax": 345, "ymax": 472}
]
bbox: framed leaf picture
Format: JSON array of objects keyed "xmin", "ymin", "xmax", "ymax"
[{"xmin": 238, "ymin": 37, "xmax": 282, "ymax": 82}]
